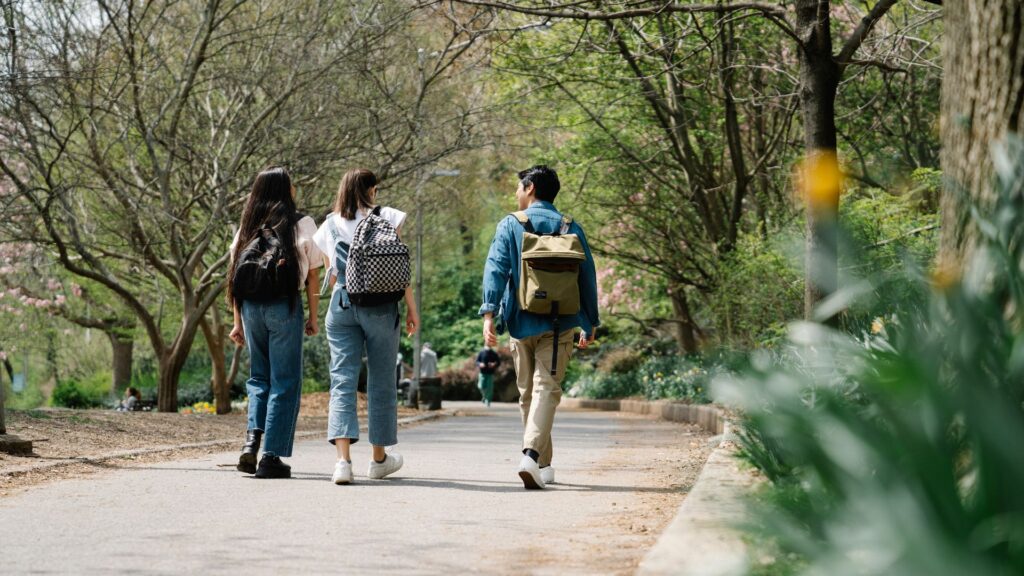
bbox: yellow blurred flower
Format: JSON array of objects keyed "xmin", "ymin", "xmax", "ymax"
[
  {"xmin": 797, "ymin": 151, "xmax": 844, "ymax": 215},
  {"xmin": 871, "ymin": 318, "xmax": 884, "ymax": 334},
  {"xmin": 930, "ymin": 258, "xmax": 961, "ymax": 293}
]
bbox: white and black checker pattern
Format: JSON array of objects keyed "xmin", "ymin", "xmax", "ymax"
[{"xmin": 345, "ymin": 212, "xmax": 411, "ymax": 295}]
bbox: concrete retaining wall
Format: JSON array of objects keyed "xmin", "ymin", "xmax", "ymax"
[{"xmin": 561, "ymin": 398, "xmax": 725, "ymax": 435}]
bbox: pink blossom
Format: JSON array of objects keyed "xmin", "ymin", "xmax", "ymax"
[
  {"xmin": 71, "ymin": 283, "xmax": 83, "ymax": 297},
  {"xmin": 54, "ymin": 295, "xmax": 66, "ymax": 306},
  {"xmin": 47, "ymin": 278, "xmax": 62, "ymax": 292}
]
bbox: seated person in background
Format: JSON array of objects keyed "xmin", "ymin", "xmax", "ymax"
[{"xmin": 117, "ymin": 387, "xmax": 141, "ymax": 412}]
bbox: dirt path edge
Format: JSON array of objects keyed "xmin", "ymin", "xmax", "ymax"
[
  {"xmin": 0, "ymin": 411, "xmax": 444, "ymax": 479},
  {"xmin": 561, "ymin": 398, "xmax": 757, "ymax": 576}
]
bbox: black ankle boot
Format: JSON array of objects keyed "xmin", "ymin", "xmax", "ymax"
[
  {"xmin": 237, "ymin": 430, "xmax": 262, "ymax": 474},
  {"xmin": 254, "ymin": 454, "xmax": 291, "ymax": 479}
]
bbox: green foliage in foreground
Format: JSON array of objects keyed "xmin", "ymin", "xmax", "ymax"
[{"xmin": 716, "ymin": 139, "xmax": 1024, "ymax": 575}]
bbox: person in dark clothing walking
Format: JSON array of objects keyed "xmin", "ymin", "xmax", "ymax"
[{"xmin": 475, "ymin": 347, "xmax": 501, "ymax": 406}]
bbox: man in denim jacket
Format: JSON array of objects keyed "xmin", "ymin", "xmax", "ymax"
[{"xmin": 480, "ymin": 165, "xmax": 599, "ymax": 489}]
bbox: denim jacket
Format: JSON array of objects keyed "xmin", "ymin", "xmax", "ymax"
[{"xmin": 479, "ymin": 200, "xmax": 600, "ymax": 340}]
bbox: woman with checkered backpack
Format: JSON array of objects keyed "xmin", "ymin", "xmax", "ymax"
[{"xmin": 312, "ymin": 168, "xmax": 419, "ymax": 485}]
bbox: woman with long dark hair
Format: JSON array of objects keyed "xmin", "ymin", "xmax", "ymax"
[
  {"xmin": 312, "ymin": 168, "xmax": 418, "ymax": 484},
  {"xmin": 229, "ymin": 167, "xmax": 322, "ymax": 479}
]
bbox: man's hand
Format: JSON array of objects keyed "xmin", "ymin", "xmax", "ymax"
[
  {"xmin": 305, "ymin": 316, "xmax": 319, "ymax": 337},
  {"xmin": 577, "ymin": 331, "xmax": 593, "ymax": 349},
  {"xmin": 229, "ymin": 323, "xmax": 245, "ymax": 346},
  {"xmin": 483, "ymin": 314, "xmax": 498, "ymax": 348},
  {"xmin": 406, "ymin": 308, "xmax": 419, "ymax": 337}
]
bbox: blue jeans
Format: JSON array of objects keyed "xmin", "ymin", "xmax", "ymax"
[
  {"xmin": 325, "ymin": 289, "xmax": 400, "ymax": 446},
  {"xmin": 242, "ymin": 298, "xmax": 304, "ymax": 457}
]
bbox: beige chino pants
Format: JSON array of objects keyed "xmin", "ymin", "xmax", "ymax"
[{"xmin": 511, "ymin": 329, "xmax": 575, "ymax": 467}]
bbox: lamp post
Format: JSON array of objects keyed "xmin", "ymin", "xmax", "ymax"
[{"xmin": 409, "ymin": 168, "xmax": 459, "ymax": 407}]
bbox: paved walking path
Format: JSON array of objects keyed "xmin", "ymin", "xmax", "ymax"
[{"xmin": 0, "ymin": 402, "xmax": 710, "ymax": 575}]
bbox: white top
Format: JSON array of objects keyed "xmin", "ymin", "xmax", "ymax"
[
  {"xmin": 312, "ymin": 207, "xmax": 407, "ymax": 277},
  {"xmin": 231, "ymin": 215, "xmax": 324, "ymax": 291}
]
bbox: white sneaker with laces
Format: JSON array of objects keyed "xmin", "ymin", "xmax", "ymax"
[
  {"xmin": 367, "ymin": 453, "xmax": 403, "ymax": 479},
  {"xmin": 518, "ymin": 455, "xmax": 546, "ymax": 490},
  {"xmin": 332, "ymin": 460, "xmax": 353, "ymax": 485},
  {"xmin": 540, "ymin": 466, "xmax": 555, "ymax": 485}
]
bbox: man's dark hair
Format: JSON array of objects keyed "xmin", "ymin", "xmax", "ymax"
[{"xmin": 518, "ymin": 165, "xmax": 560, "ymax": 202}]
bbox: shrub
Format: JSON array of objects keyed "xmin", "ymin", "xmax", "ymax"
[
  {"xmin": 574, "ymin": 353, "xmax": 716, "ymax": 403},
  {"xmin": 51, "ymin": 371, "xmax": 112, "ymax": 409}
]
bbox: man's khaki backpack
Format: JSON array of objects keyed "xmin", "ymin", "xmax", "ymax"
[{"xmin": 512, "ymin": 211, "xmax": 586, "ymax": 375}]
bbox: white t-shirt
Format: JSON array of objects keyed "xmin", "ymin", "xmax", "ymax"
[
  {"xmin": 312, "ymin": 207, "xmax": 407, "ymax": 278},
  {"xmin": 231, "ymin": 215, "xmax": 324, "ymax": 291}
]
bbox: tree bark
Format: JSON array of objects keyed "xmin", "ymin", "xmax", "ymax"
[
  {"xmin": 796, "ymin": 0, "xmax": 841, "ymax": 321},
  {"xmin": 108, "ymin": 333, "xmax": 133, "ymax": 392},
  {"xmin": 940, "ymin": 0, "xmax": 1024, "ymax": 264},
  {"xmin": 156, "ymin": 314, "xmax": 204, "ymax": 412},
  {"xmin": 200, "ymin": 311, "xmax": 231, "ymax": 415},
  {"xmin": 227, "ymin": 343, "xmax": 243, "ymax": 394},
  {"xmin": 0, "ymin": 358, "xmax": 8, "ymax": 435},
  {"xmin": 670, "ymin": 288, "xmax": 699, "ymax": 354}
]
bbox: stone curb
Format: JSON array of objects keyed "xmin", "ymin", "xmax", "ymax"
[
  {"xmin": 0, "ymin": 411, "xmax": 445, "ymax": 479},
  {"xmin": 562, "ymin": 398, "xmax": 751, "ymax": 576}
]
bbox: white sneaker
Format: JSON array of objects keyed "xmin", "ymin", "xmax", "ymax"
[
  {"xmin": 332, "ymin": 460, "xmax": 353, "ymax": 485},
  {"xmin": 540, "ymin": 466, "xmax": 555, "ymax": 485},
  {"xmin": 367, "ymin": 453, "xmax": 403, "ymax": 479},
  {"xmin": 517, "ymin": 455, "xmax": 546, "ymax": 490}
]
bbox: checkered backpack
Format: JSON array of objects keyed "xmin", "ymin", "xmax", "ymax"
[{"xmin": 341, "ymin": 206, "xmax": 411, "ymax": 306}]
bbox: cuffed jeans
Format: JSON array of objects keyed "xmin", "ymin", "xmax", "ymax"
[
  {"xmin": 242, "ymin": 298, "xmax": 304, "ymax": 458},
  {"xmin": 512, "ymin": 329, "xmax": 574, "ymax": 467},
  {"xmin": 325, "ymin": 289, "xmax": 400, "ymax": 447}
]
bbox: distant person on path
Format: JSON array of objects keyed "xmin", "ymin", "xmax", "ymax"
[
  {"xmin": 229, "ymin": 167, "xmax": 323, "ymax": 479},
  {"xmin": 313, "ymin": 168, "xmax": 419, "ymax": 485},
  {"xmin": 420, "ymin": 342, "xmax": 438, "ymax": 378},
  {"xmin": 480, "ymin": 165, "xmax": 599, "ymax": 489},
  {"xmin": 475, "ymin": 346, "xmax": 500, "ymax": 406},
  {"xmin": 117, "ymin": 387, "xmax": 141, "ymax": 412}
]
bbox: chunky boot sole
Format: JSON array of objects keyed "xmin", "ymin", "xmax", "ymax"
[
  {"xmin": 254, "ymin": 466, "xmax": 291, "ymax": 479},
  {"xmin": 518, "ymin": 470, "xmax": 544, "ymax": 490},
  {"xmin": 237, "ymin": 452, "xmax": 257, "ymax": 474}
]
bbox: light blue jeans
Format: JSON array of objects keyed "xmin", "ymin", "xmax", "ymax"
[
  {"xmin": 325, "ymin": 288, "xmax": 400, "ymax": 447},
  {"xmin": 241, "ymin": 298, "xmax": 304, "ymax": 457}
]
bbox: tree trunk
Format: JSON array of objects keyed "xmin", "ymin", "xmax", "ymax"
[
  {"xmin": 796, "ymin": 0, "xmax": 841, "ymax": 321},
  {"xmin": 670, "ymin": 288, "xmax": 699, "ymax": 354},
  {"xmin": 751, "ymin": 66, "xmax": 771, "ymax": 238},
  {"xmin": 1, "ymin": 360, "xmax": 7, "ymax": 435},
  {"xmin": 199, "ymin": 313, "xmax": 231, "ymax": 415},
  {"xmin": 156, "ymin": 315, "xmax": 203, "ymax": 412},
  {"xmin": 1, "ymin": 354, "xmax": 13, "ymax": 430},
  {"xmin": 227, "ymin": 343, "xmax": 243, "ymax": 392},
  {"xmin": 940, "ymin": 0, "xmax": 1024, "ymax": 264},
  {"xmin": 108, "ymin": 332, "xmax": 133, "ymax": 392}
]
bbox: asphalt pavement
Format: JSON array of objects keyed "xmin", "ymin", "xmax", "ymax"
[{"xmin": 0, "ymin": 401, "xmax": 706, "ymax": 575}]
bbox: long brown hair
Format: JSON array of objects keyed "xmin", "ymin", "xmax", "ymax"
[
  {"xmin": 228, "ymin": 167, "xmax": 300, "ymax": 304},
  {"xmin": 334, "ymin": 168, "xmax": 378, "ymax": 219}
]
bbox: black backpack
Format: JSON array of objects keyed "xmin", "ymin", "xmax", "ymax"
[{"xmin": 232, "ymin": 225, "xmax": 299, "ymax": 303}]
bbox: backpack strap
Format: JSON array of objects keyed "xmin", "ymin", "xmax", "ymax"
[
  {"xmin": 371, "ymin": 205, "xmax": 383, "ymax": 217},
  {"xmin": 320, "ymin": 216, "xmax": 350, "ymax": 297},
  {"xmin": 560, "ymin": 215, "xmax": 572, "ymax": 235},
  {"xmin": 511, "ymin": 211, "xmax": 534, "ymax": 233}
]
